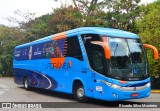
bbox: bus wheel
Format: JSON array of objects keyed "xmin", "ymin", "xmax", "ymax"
[
  {"xmin": 73, "ymin": 83, "xmax": 88, "ymax": 102},
  {"xmin": 23, "ymin": 77, "xmax": 30, "ymax": 90}
]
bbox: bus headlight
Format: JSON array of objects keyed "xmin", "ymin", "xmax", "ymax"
[
  {"xmin": 111, "ymin": 84, "xmax": 121, "ymax": 89},
  {"xmin": 102, "ymin": 80, "xmax": 111, "ymax": 86},
  {"xmin": 102, "ymin": 80, "xmax": 121, "ymax": 89},
  {"xmin": 146, "ymin": 82, "xmax": 150, "ymax": 87}
]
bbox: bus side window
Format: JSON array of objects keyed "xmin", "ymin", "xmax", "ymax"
[
  {"xmin": 66, "ymin": 36, "xmax": 83, "ymax": 61},
  {"xmin": 81, "ymin": 34, "xmax": 101, "ymax": 63}
]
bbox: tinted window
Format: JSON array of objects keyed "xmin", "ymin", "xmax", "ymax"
[
  {"xmin": 66, "ymin": 36, "xmax": 83, "ymax": 61},
  {"xmin": 81, "ymin": 34, "xmax": 105, "ymax": 74}
]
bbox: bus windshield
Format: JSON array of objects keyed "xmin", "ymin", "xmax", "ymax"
[{"xmin": 105, "ymin": 37, "xmax": 148, "ymax": 80}]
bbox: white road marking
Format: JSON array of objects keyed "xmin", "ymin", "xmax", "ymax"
[
  {"xmin": 0, "ymin": 91, "xmax": 4, "ymax": 95},
  {"xmin": 0, "ymin": 84, "xmax": 8, "ymax": 95}
]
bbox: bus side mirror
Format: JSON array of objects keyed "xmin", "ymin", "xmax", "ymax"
[
  {"xmin": 91, "ymin": 41, "xmax": 111, "ymax": 60},
  {"xmin": 143, "ymin": 44, "xmax": 159, "ymax": 60}
]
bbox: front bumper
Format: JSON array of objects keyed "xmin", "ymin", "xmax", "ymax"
[{"xmin": 106, "ymin": 86, "xmax": 150, "ymax": 101}]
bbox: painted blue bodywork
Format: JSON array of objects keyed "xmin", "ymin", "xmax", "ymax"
[{"xmin": 13, "ymin": 27, "xmax": 150, "ymax": 101}]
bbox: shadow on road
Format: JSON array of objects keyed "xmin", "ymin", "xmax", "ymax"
[
  {"xmin": 19, "ymin": 87, "xmax": 75, "ymax": 101},
  {"xmin": 19, "ymin": 87, "xmax": 143, "ymax": 108}
]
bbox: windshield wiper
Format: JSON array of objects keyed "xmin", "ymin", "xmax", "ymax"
[{"xmin": 114, "ymin": 44, "xmax": 118, "ymax": 56}]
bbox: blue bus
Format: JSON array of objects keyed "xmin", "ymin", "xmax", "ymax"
[{"xmin": 13, "ymin": 27, "xmax": 159, "ymax": 102}]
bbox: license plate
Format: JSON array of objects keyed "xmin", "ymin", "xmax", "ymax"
[{"xmin": 131, "ymin": 93, "xmax": 138, "ymax": 97}]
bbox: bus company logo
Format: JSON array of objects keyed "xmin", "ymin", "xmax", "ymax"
[
  {"xmin": 133, "ymin": 87, "xmax": 136, "ymax": 91},
  {"xmin": 45, "ymin": 61, "xmax": 72, "ymax": 69}
]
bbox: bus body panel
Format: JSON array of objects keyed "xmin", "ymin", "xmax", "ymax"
[{"xmin": 13, "ymin": 27, "xmax": 151, "ymax": 101}]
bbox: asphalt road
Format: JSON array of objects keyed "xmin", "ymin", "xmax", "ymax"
[{"xmin": 0, "ymin": 77, "xmax": 159, "ymax": 111}]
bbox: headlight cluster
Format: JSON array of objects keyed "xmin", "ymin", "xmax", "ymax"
[
  {"xmin": 102, "ymin": 80, "xmax": 150, "ymax": 91},
  {"xmin": 145, "ymin": 82, "xmax": 150, "ymax": 87},
  {"xmin": 102, "ymin": 80, "xmax": 121, "ymax": 89},
  {"xmin": 111, "ymin": 84, "xmax": 121, "ymax": 89}
]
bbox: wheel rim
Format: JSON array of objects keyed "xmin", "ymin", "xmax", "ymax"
[
  {"xmin": 77, "ymin": 87, "xmax": 84, "ymax": 98},
  {"xmin": 24, "ymin": 79, "xmax": 28, "ymax": 88}
]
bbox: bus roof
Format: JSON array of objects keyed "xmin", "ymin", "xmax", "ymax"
[
  {"xmin": 15, "ymin": 27, "xmax": 139, "ymax": 48},
  {"xmin": 77, "ymin": 27, "xmax": 139, "ymax": 38}
]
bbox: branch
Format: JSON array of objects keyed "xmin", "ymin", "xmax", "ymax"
[{"xmin": 72, "ymin": 0, "xmax": 78, "ymax": 8}]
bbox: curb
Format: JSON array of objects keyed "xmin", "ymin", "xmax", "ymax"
[{"xmin": 151, "ymin": 90, "xmax": 160, "ymax": 93}]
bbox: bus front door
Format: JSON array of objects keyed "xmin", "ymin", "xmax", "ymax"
[
  {"xmin": 91, "ymin": 72, "xmax": 106, "ymax": 100},
  {"xmin": 90, "ymin": 49, "xmax": 106, "ymax": 100}
]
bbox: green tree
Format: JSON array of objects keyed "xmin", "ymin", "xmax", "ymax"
[
  {"xmin": 0, "ymin": 25, "xmax": 25, "ymax": 76},
  {"xmin": 53, "ymin": 0, "xmax": 141, "ymax": 29},
  {"xmin": 22, "ymin": 14, "xmax": 53, "ymax": 40},
  {"xmin": 50, "ymin": 5, "xmax": 83, "ymax": 32},
  {"xmin": 53, "ymin": 0, "xmax": 110, "ymax": 27},
  {"xmin": 105, "ymin": 0, "xmax": 140, "ymax": 32},
  {"xmin": 136, "ymin": 0, "xmax": 160, "ymax": 78},
  {"xmin": 72, "ymin": 0, "xmax": 109, "ymax": 26}
]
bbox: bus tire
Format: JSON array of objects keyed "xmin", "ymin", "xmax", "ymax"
[
  {"xmin": 23, "ymin": 77, "xmax": 30, "ymax": 90},
  {"xmin": 73, "ymin": 83, "xmax": 88, "ymax": 102}
]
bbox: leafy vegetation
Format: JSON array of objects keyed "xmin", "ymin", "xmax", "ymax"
[
  {"xmin": 136, "ymin": 0, "xmax": 160, "ymax": 78},
  {"xmin": 0, "ymin": 25, "xmax": 25, "ymax": 76}
]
